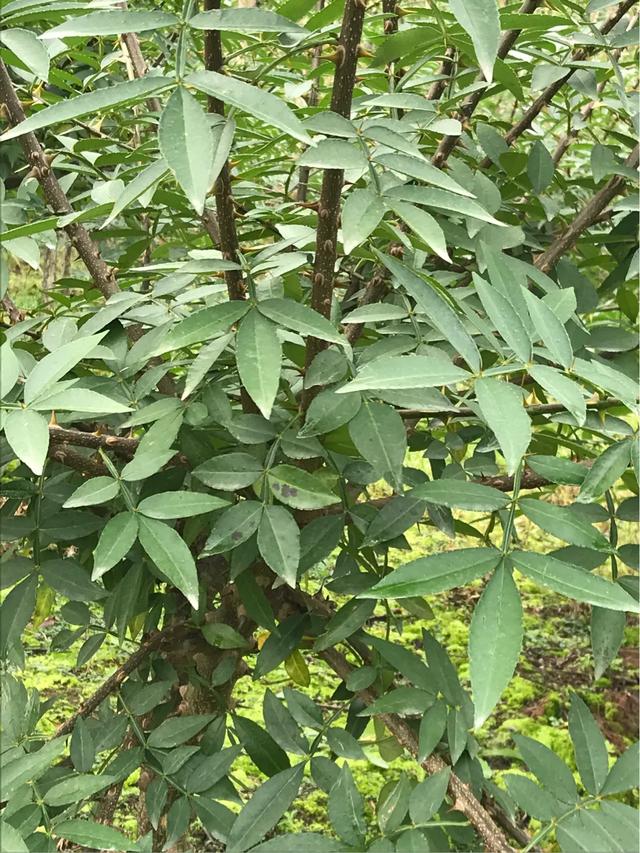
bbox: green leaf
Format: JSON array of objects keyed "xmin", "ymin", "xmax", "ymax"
[
  {"xmin": 510, "ymin": 551, "xmax": 639, "ymax": 612},
  {"xmin": 189, "ymin": 8, "xmax": 307, "ymax": 33},
  {"xmin": 529, "ymin": 365, "xmax": 587, "ymax": 425},
  {"xmin": 504, "ymin": 774, "xmax": 560, "ymax": 821},
  {"xmin": 342, "ymin": 303, "xmax": 408, "ymax": 324},
  {"xmin": 411, "ymin": 480, "xmax": 510, "ymax": 511},
  {"xmin": 591, "ymin": 606, "xmax": 625, "ymax": 679},
  {"xmin": 528, "ymin": 140, "xmax": 554, "ymax": 192},
  {"xmin": 348, "ymin": 401, "xmax": 406, "ymax": 490},
  {"xmin": 568, "ymin": 694, "xmax": 608, "ymax": 794},
  {"xmin": 44, "ymin": 10, "xmax": 178, "ymax": 37},
  {"xmin": 342, "ymin": 187, "xmax": 386, "ymax": 254},
  {"xmin": 513, "ymin": 734, "xmax": 578, "ymax": 803},
  {"xmin": 0, "ymin": 574, "xmax": 37, "ymax": 658},
  {"xmin": 418, "ymin": 699, "xmax": 447, "ymax": 761},
  {"xmin": 258, "ymin": 298, "xmax": 344, "ymax": 345},
  {"xmin": 577, "ymin": 440, "xmax": 631, "ymax": 503},
  {"xmin": 0, "ymin": 342, "xmax": 20, "ymax": 398},
  {"xmin": 234, "ymin": 715, "xmax": 290, "ymax": 777},
  {"xmin": 235, "ymin": 570, "xmax": 277, "ymax": 631},
  {"xmin": 102, "ymin": 159, "xmax": 169, "ymax": 228},
  {"xmin": 24, "ymin": 332, "xmax": 106, "ymax": 403},
  {"xmin": 475, "ymin": 377, "xmax": 531, "ymax": 475},
  {"xmin": 527, "ymin": 455, "xmax": 587, "ymax": 485},
  {"xmin": 203, "ymin": 501, "xmax": 264, "ymax": 553},
  {"xmin": 366, "ymin": 635, "xmax": 433, "ymax": 691},
  {"xmin": 0, "ymin": 738, "xmax": 66, "ymax": 801},
  {"xmin": 391, "ymin": 201, "xmax": 450, "ymax": 262},
  {"xmin": 138, "ymin": 491, "xmax": 229, "ymax": 519},
  {"xmin": 359, "ymin": 686, "xmax": 433, "ymax": 717},
  {"xmin": 267, "ymin": 464, "xmax": 339, "ymax": 510},
  {"xmin": 377, "ymin": 772, "xmax": 411, "ymax": 836},
  {"xmin": 31, "ymin": 388, "xmax": 131, "ymax": 414},
  {"xmin": 194, "ymin": 452, "xmax": 264, "ymax": 491},
  {"xmin": 299, "ymin": 387, "xmax": 361, "ymax": 437},
  {"xmin": 263, "ymin": 689, "xmax": 308, "ymax": 755},
  {"xmin": 236, "ymin": 310, "xmax": 282, "ymax": 419},
  {"xmin": 524, "ymin": 291, "xmax": 573, "ymax": 368},
  {"xmin": 4, "ymin": 408, "xmax": 49, "ymax": 475},
  {"xmin": 1, "ymin": 28, "xmax": 49, "ymax": 80},
  {"xmin": 519, "ymin": 498, "xmax": 609, "ymax": 550},
  {"xmin": 328, "ymin": 764, "xmax": 366, "ymax": 848},
  {"xmin": 337, "ymin": 354, "xmax": 470, "ymax": 393},
  {"xmin": 70, "ymin": 716, "xmax": 94, "ymax": 772},
  {"xmin": 92, "ymin": 512, "xmax": 138, "ymax": 580},
  {"xmin": 63, "ymin": 477, "xmax": 119, "ymax": 509},
  {"xmin": 201, "ymin": 622, "xmax": 249, "ymax": 649},
  {"xmin": 314, "ymin": 599, "xmax": 375, "ymax": 652},
  {"xmin": 377, "ymin": 253, "xmax": 480, "ymax": 371},
  {"xmin": 55, "ymin": 819, "xmax": 137, "ymax": 851},
  {"xmin": 1, "ymin": 77, "xmax": 173, "ymax": 141},
  {"xmin": 137, "ymin": 516, "xmax": 199, "ymax": 608},
  {"xmin": 0, "ymin": 821, "xmax": 28, "ymax": 853},
  {"xmin": 602, "ymin": 742, "xmax": 639, "ymax": 794},
  {"xmin": 147, "ymin": 714, "xmax": 214, "ymax": 748},
  {"xmin": 181, "ymin": 333, "xmax": 232, "ymax": 399},
  {"xmin": 572, "ymin": 357, "xmax": 638, "ymax": 408},
  {"xmin": 187, "ymin": 70, "xmax": 311, "ymax": 145},
  {"xmin": 375, "ymin": 151, "xmax": 473, "ymax": 196},
  {"xmin": 162, "ymin": 301, "xmax": 249, "ymax": 353},
  {"xmin": 470, "ymin": 563, "xmax": 523, "ymax": 727},
  {"xmin": 159, "ymin": 87, "xmax": 215, "ymax": 216},
  {"xmin": 449, "ymin": 0, "xmax": 500, "ymax": 81},
  {"xmin": 42, "ymin": 558, "xmax": 105, "ymax": 602},
  {"xmin": 298, "ymin": 138, "xmax": 366, "ymax": 170},
  {"xmin": 227, "ymin": 764, "xmax": 304, "ymax": 852},
  {"xmin": 473, "ymin": 273, "xmax": 532, "ymax": 362},
  {"xmin": 361, "ymin": 548, "xmax": 501, "ymax": 599},
  {"xmin": 44, "ymin": 773, "xmax": 119, "ymax": 806},
  {"xmin": 363, "ymin": 496, "xmax": 427, "ymax": 546},
  {"xmin": 409, "ymin": 767, "xmax": 450, "ymax": 824},
  {"xmin": 258, "ymin": 505, "xmax": 300, "ymax": 587}
]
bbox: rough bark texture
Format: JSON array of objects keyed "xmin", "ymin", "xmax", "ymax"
[{"xmin": 303, "ymin": 0, "xmax": 366, "ymax": 381}]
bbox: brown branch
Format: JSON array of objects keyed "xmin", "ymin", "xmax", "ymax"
[
  {"xmin": 534, "ymin": 146, "xmax": 639, "ymax": 274},
  {"xmin": 432, "ymin": 0, "xmax": 543, "ymax": 168},
  {"xmin": 54, "ymin": 624, "xmax": 189, "ymax": 739},
  {"xmin": 121, "ymin": 33, "xmax": 162, "ymax": 113},
  {"xmin": 0, "ymin": 59, "xmax": 118, "ymax": 300},
  {"xmin": 426, "ymin": 47, "xmax": 456, "ymax": 102},
  {"xmin": 319, "ymin": 646, "xmax": 515, "ymax": 853},
  {"xmin": 302, "ymin": 0, "xmax": 366, "ymax": 394},
  {"xmin": 398, "ymin": 396, "xmax": 623, "ymax": 421},
  {"xmin": 203, "ymin": 0, "xmax": 246, "ymax": 303},
  {"xmin": 49, "ymin": 426, "xmax": 139, "ymax": 455},
  {"xmin": 477, "ymin": 0, "xmax": 637, "ymax": 169},
  {"xmin": 47, "ymin": 444, "xmax": 107, "ymax": 476}
]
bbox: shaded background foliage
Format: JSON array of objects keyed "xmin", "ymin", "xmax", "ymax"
[{"xmin": 0, "ymin": 0, "xmax": 638, "ymax": 851}]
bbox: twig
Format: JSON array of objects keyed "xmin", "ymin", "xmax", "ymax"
[
  {"xmin": 0, "ymin": 60, "xmax": 118, "ymax": 300},
  {"xmin": 53, "ymin": 624, "xmax": 189, "ymax": 738},
  {"xmin": 319, "ymin": 646, "xmax": 516, "ymax": 853},
  {"xmin": 432, "ymin": 0, "xmax": 543, "ymax": 168},
  {"xmin": 477, "ymin": 0, "xmax": 637, "ymax": 169},
  {"xmin": 534, "ymin": 146, "xmax": 639, "ymax": 274},
  {"xmin": 398, "ymin": 396, "xmax": 623, "ymax": 421}
]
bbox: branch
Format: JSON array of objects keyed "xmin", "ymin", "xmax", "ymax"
[
  {"xmin": 319, "ymin": 646, "xmax": 516, "ymax": 853},
  {"xmin": 49, "ymin": 426, "xmax": 139, "ymax": 456},
  {"xmin": 478, "ymin": 0, "xmax": 637, "ymax": 169},
  {"xmin": 203, "ymin": 0, "xmax": 246, "ymax": 303},
  {"xmin": 534, "ymin": 147, "xmax": 638, "ymax": 274},
  {"xmin": 302, "ymin": 0, "xmax": 366, "ymax": 384},
  {"xmin": 54, "ymin": 624, "xmax": 189, "ymax": 738},
  {"xmin": 297, "ymin": 0, "xmax": 325, "ymax": 203},
  {"xmin": 398, "ymin": 396, "xmax": 623, "ymax": 421},
  {"xmin": 432, "ymin": 0, "xmax": 543, "ymax": 168},
  {"xmin": 0, "ymin": 60, "xmax": 119, "ymax": 300}
]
